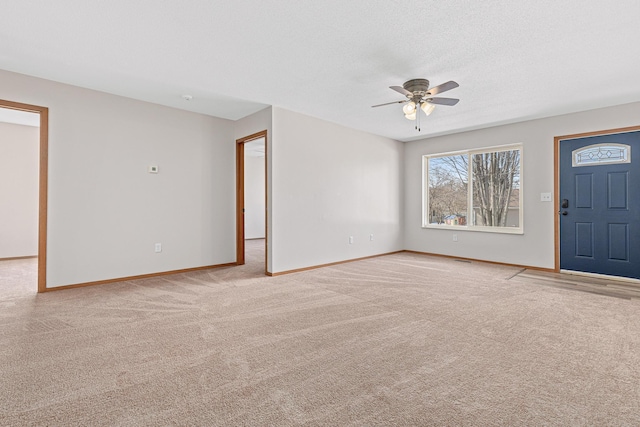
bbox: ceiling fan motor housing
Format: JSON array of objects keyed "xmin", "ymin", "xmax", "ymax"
[{"xmin": 403, "ymin": 79, "xmax": 430, "ymax": 97}]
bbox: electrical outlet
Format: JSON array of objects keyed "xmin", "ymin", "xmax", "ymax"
[
  {"xmin": 155, "ymin": 243, "xmax": 162, "ymax": 253},
  {"xmin": 349, "ymin": 236, "xmax": 354, "ymax": 244},
  {"xmin": 370, "ymin": 234, "xmax": 374, "ymax": 241},
  {"xmin": 149, "ymin": 165, "xmax": 159, "ymax": 174},
  {"xmin": 453, "ymin": 234, "xmax": 458, "ymax": 242}
]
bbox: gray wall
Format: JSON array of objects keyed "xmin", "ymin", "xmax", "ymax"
[
  {"xmin": 0, "ymin": 69, "xmax": 236, "ymax": 288},
  {"xmin": 0, "ymin": 121, "xmax": 39, "ymax": 258},
  {"xmin": 271, "ymin": 107, "xmax": 404, "ymax": 273},
  {"xmin": 244, "ymin": 144, "xmax": 265, "ymax": 239},
  {"xmin": 5, "ymin": 66, "xmax": 638, "ymax": 286},
  {"xmin": 404, "ymin": 101, "xmax": 640, "ymax": 268}
]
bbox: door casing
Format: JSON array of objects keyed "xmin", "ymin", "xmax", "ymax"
[
  {"xmin": 0, "ymin": 99, "xmax": 49, "ymax": 292},
  {"xmin": 236, "ymin": 130, "xmax": 268, "ymax": 274}
]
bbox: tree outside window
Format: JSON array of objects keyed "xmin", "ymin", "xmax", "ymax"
[
  {"xmin": 427, "ymin": 155, "xmax": 468, "ymax": 225},
  {"xmin": 424, "ymin": 146, "xmax": 522, "ymax": 232}
]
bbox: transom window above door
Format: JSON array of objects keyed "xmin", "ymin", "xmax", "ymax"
[{"xmin": 572, "ymin": 143, "xmax": 630, "ymax": 167}]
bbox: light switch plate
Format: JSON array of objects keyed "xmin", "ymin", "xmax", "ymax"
[{"xmin": 540, "ymin": 192, "xmax": 552, "ymax": 202}]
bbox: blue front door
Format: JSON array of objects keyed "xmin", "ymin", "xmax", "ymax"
[{"xmin": 559, "ymin": 130, "xmax": 640, "ymax": 279}]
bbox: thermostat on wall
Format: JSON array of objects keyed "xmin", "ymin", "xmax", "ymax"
[{"xmin": 148, "ymin": 165, "xmax": 159, "ymax": 173}]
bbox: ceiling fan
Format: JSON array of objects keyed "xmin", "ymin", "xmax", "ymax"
[{"xmin": 372, "ymin": 78, "xmax": 459, "ymax": 131}]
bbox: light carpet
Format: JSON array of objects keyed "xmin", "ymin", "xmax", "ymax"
[
  {"xmin": 0, "ymin": 257, "xmax": 38, "ymax": 299},
  {"xmin": 1, "ymin": 240, "xmax": 640, "ymax": 426}
]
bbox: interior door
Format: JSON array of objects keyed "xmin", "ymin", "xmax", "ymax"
[{"xmin": 559, "ymin": 130, "xmax": 640, "ymax": 279}]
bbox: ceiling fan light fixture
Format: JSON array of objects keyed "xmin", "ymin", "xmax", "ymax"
[
  {"xmin": 371, "ymin": 78, "xmax": 459, "ymax": 132},
  {"xmin": 402, "ymin": 101, "xmax": 416, "ymax": 115},
  {"xmin": 421, "ymin": 102, "xmax": 436, "ymax": 116}
]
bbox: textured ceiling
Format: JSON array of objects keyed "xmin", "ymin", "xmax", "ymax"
[{"xmin": 1, "ymin": 1, "xmax": 639, "ymax": 142}]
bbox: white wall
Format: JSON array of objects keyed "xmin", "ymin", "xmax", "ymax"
[
  {"xmin": 0, "ymin": 69, "xmax": 236, "ymax": 288},
  {"xmin": 234, "ymin": 107, "xmax": 272, "ymax": 142},
  {"xmin": 271, "ymin": 107, "xmax": 404, "ymax": 273},
  {"xmin": 244, "ymin": 142, "xmax": 265, "ymax": 239},
  {"xmin": 404, "ymin": 101, "xmax": 640, "ymax": 269},
  {"xmin": 7, "ymin": 67, "xmax": 636, "ymax": 286},
  {"xmin": 0, "ymin": 122, "xmax": 39, "ymax": 258}
]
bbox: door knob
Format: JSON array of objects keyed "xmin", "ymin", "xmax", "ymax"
[{"xmin": 560, "ymin": 211, "xmax": 568, "ymax": 215}]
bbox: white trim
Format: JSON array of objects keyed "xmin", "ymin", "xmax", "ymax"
[
  {"xmin": 422, "ymin": 143, "xmax": 522, "ymax": 159},
  {"xmin": 422, "ymin": 143, "xmax": 523, "ymax": 234},
  {"xmin": 422, "ymin": 223, "xmax": 524, "ymax": 234}
]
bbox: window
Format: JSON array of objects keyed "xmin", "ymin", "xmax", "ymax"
[
  {"xmin": 572, "ymin": 143, "xmax": 630, "ymax": 167},
  {"xmin": 423, "ymin": 145, "xmax": 522, "ymax": 233}
]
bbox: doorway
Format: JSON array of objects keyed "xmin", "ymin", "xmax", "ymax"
[
  {"xmin": 0, "ymin": 99, "xmax": 48, "ymax": 293},
  {"xmin": 236, "ymin": 130, "xmax": 268, "ymax": 274},
  {"xmin": 555, "ymin": 126, "xmax": 640, "ymax": 280}
]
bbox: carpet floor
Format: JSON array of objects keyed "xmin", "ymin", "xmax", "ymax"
[
  {"xmin": 1, "ymin": 240, "xmax": 640, "ymax": 426},
  {"xmin": 0, "ymin": 257, "xmax": 38, "ymax": 299}
]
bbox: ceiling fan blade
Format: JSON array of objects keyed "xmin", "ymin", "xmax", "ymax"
[
  {"xmin": 426, "ymin": 81, "xmax": 459, "ymax": 96},
  {"xmin": 390, "ymin": 85, "xmax": 413, "ymax": 97},
  {"xmin": 426, "ymin": 97, "xmax": 459, "ymax": 106},
  {"xmin": 371, "ymin": 99, "xmax": 407, "ymax": 108}
]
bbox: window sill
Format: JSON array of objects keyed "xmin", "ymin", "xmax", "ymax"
[{"xmin": 423, "ymin": 224, "xmax": 524, "ymax": 235}]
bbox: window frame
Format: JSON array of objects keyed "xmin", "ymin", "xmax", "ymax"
[{"xmin": 422, "ymin": 143, "xmax": 524, "ymax": 234}]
